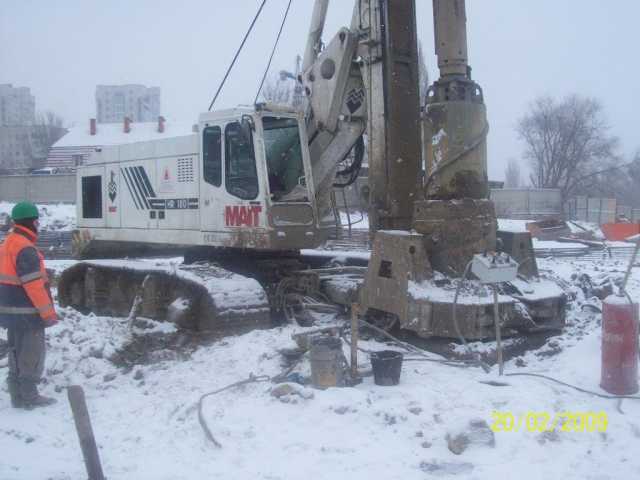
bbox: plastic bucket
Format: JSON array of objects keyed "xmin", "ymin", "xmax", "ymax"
[
  {"xmin": 310, "ymin": 336, "xmax": 344, "ymax": 389},
  {"xmin": 371, "ymin": 350, "xmax": 403, "ymax": 386}
]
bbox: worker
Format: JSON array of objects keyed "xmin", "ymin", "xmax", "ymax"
[{"xmin": 0, "ymin": 202, "xmax": 58, "ymax": 409}]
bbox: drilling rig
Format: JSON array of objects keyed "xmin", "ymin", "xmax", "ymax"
[
  {"xmin": 360, "ymin": 0, "xmax": 565, "ymax": 338},
  {"xmin": 59, "ymin": 0, "xmax": 565, "ymax": 339}
]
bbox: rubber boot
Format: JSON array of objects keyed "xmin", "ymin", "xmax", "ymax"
[
  {"xmin": 18, "ymin": 381, "xmax": 57, "ymax": 410},
  {"xmin": 6, "ymin": 376, "xmax": 23, "ymax": 408},
  {"xmin": 21, "ymin": 394, "xmax": 57, "ymax": 409}
]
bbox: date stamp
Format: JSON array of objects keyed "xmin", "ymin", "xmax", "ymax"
[{"xmin": 490, "ymin": 411, "xmax": 608, "ymax": 433}]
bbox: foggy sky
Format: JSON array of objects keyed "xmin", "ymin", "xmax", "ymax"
[{"xmin": 2, "ymin": 0, "xmax": 638, "ymax": 181}]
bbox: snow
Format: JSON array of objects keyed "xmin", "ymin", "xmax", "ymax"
[
  {"xmin": 497, "ymin": 218, "xmax": 534, "ymax": 233},
  {"xmin": 53, "ymin": 121, "xmax": 195, "ymax": 148},
  {"xmin": 408, "ymin": 279, "xmax": 514, "ymax": 305},
  {"xmin": 0, "ymin": 202, "xmax": 76, "ymax": 231},
  {"xmin": 431, "ymin": 129, "xmax": 447, "ymax": 167},
  {"xmin": 603, "ymin": 294, "xmax": 636, "ymax": 306},
  {"xmin": 508, "ymin": 277, "xmax": 566, "ymax": 301},
  {"xmin": 567, "ymin": 221, "xmax": 605, "ymax": 240},
  {"xmin": 532, "ymin": 239, "xmax": 589, "ymax": 251},
  {"xmin": 339, "ymin": 211, "xmax": 369, "ymax": 230},
  {"xmin": 302, "ymin": 249, "xmax": 371, "ymax": 262},
  {"xmin": 2, "ymin": 253, "xmax": 640, "ymax": 479},
  {"xmin": 378, "ymin": 229, "xmax": 416, "ymax": 237},
  {"xmin": 79, "ymin": 259, "xmax": 268, "ymax": 312}
]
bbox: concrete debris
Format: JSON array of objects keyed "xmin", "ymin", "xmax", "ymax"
[
  {"xmin": 270, "ymin": 383, "xmax": 315, "ymax": 402},
  {"xmin": 446, "ymin": 419, "xmax": 495, "ymax": 455},
  {"xmin": 537, "ymin": 430, "xmax": 560, "ymax": 445},
  {"xmin": 332, "ymin": 405, "xmax": 357, "ymax": 415},
  {"xmin": 420, "ymin": 461, "xmax": 474, "ymax": 476}
]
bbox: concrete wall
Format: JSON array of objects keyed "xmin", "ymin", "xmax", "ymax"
[
  {"xmin": 0, "ymin": 174, "xmax": 76, "ymax": 203},
  {"xmin": 490, "ymin": 188, "xmax": 562, "ymax": 219}
]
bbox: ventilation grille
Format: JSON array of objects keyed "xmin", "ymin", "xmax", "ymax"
[{"xmin": 177, "ymin": 157, "xmax": 194, "ymax": 182}]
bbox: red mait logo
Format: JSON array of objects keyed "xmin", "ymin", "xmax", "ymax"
[{"xmin": 225, "ymin": 205, "xmax": 262, "ymax": 227}]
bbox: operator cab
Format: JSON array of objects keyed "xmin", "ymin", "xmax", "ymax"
[{"xmin": 198, "ymin": 105, "xmax": 325, "ymax": 250}]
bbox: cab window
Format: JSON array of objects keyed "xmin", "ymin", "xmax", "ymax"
[
  {"xmin": 225, "ymin": 122, "xmax": 258, "ymax": 200},
  {"xmin": 263, "ymin": 116, "xmax": 307, "ymax": 202},
  {"xmin": 81, "ymin": 175, "xmax": 103, "ymax": 218},
  {"xmin": 203, "ymin": 126, "xmax": 222, "ymax": 187}
]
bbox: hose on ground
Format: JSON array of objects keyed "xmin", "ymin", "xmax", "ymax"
[
  {"xmin": 357, "ymin": 318, "xmax": 479, "ymax": 369},
  {"xmin": 197, "ymin": 374, "xmax": 271, "ymax": 447},
  {"xmin": 505, "ymin": 372, "xmax": 640, "ymax": 400}
]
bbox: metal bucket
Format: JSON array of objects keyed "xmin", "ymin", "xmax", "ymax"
[
  {"xmin": 371, "ymin": 350, "xmax": 403, "ymax": 386},
  {"xmin": 310, "ymin": 336, "xmax": 344, "ymax": 389}
]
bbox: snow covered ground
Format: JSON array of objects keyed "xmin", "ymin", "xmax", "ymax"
[
  {"xmin": 0, "ymin": 253, "xmax": 638, "ymax": 480},
  {"xmin": 0, "ymin": 202, "xmax": 76, "ymax": 231},
  {"xmin": 532, "ymin": 239, "xmax": 589, "ymax": 251},
  {"xmin": 1, "ymin": 205, "xmax": 639, "ymax": 478}
]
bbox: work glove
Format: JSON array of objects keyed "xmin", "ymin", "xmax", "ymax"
[{"xmin": 42, "ymin": 310, "xmax": 59, "ymax": 328}]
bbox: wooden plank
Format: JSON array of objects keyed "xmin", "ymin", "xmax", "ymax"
[{"xmin": 67, "ymin": 385, "xmax": 106, "ymax": 480}]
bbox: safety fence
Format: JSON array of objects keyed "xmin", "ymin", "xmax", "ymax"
[
  {"xmin": 534, "ymin": 244, "xmax": 637, "ymax": 261},
  {"xmin": 0, "ymin": 230, "xmax": 73, "ymax": 259},
  {"xmin": 566, "ymin": 196, "xmax": 640, "ymax": 224}
]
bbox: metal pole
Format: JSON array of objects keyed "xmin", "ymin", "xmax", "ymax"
[
  {"xmin": 621, "ymin": 237, "xmax": 640, "ymax": 293},
  {"xmin": 341, "ymin": 188, "xmax": 352, "ymax": 238},
  {"xmin": 67, "ymin": 385, "xmax": 106, "ymax": 480},
  {"xmin": 493, "ymin": 287, "xmax": 504, "ymax": 375},
  {"xmin": 351, "ymin": 304, "xmax": 359, "ymax": 379},
  {"xmin": 302, "ymin": 0, "xmax": 330, "ymax": 72}
]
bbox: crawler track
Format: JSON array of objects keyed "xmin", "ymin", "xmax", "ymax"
[{"xmin": 58, "ymin": 260, "xmax": 271, "ymax": 334}]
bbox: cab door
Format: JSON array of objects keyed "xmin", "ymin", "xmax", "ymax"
[
  {"xmin": 199, "ymin": 120, "xmax": 266, "ymax": 246},
  {"xmin": 199, "ymin": 123, "xmax": 226, "ymax": 235}
]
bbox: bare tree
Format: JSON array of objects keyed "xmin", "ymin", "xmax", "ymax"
[
  {"xmin": 580, "ymin": 151, "xmax": 640, "ymax": 207},
  {"xmin": 504, "ymin": 158, "xmax": 521, "ymax": 188},
  {"xmin": 259, "ymin": 75, "xmax": 293, "ymax": 105},
  {"xmin": 36, "ymin": 111, "xmax": 66, "ymax": 148},
  {"xmin": 19, "ymin": 111, "xmax": 66, "ymax": 170},
  {"xmin": 418, "ymin": 41, "xmax": 430, "ymax": 107},
  {"xmin": 517, "ymin": 95, "xmax": 618, "ymax": 201}
]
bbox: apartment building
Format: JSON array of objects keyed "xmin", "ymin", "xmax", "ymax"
[
  {"xmin": 96, "ymin": 84, "xmax": 161, "ymax": 123},
  {"xmin": 0, "ymin": 84, "xmax": 36, "ymax": 126}
]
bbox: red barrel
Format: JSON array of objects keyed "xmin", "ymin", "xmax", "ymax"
[{"xmin": 601, "ymin": 295, "xmax": 639, "ymax": 395}]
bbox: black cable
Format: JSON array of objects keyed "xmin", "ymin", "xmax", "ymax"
[
  {"xmin": 208, "ymin": 0, "xmax": 268, "ymax": 111},
  {"xmin": 333, "ymin": 136, "xmax": 365, "ymax": 188},
  {"xmin": 452, "ymin": 260, "xmax": 492, "ymax": 373},
  {"xmin": 505, "ymin": 373, "xmax": 640, "ymax": 400},
  {"xmin": 254, "ymin": 0, "xmax": 293, "ymax": 105}
]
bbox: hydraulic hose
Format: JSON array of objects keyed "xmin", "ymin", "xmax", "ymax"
[{"xmin": 452, "ymin": 260, "xmax": 492, "ymax": 372}]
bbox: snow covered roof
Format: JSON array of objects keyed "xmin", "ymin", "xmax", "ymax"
[
  {"xmin": 53, "ymin": 120, "xmax": 196, "ymax": 148},
  {"xmin": 497, "ymin": 218, "xmax": 534, "ymax": 233}
]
